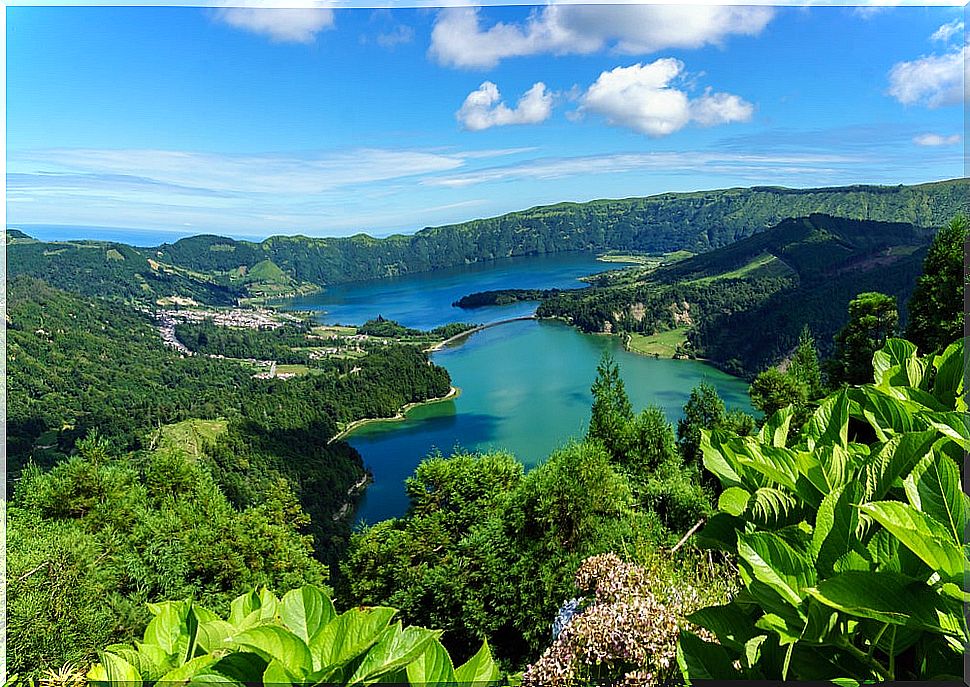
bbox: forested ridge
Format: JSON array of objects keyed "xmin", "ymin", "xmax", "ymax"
[
  {"xmin": 8, "ymin": 179, "xmax": 967, "ymax": 303},
  {"xmin": 538, "ymin": 213, "xmax": 946, "ymax": 376}
]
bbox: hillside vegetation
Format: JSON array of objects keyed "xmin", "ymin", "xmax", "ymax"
[
  {"xmin": 538, "ymin": 214, "xmax": 942, "ymax": 376},
  {"xmin": 8, "ymin": 179, "xmax": 967, "ymax": 303}
]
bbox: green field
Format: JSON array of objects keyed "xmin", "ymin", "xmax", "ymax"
[
  {"xmin": 689, "ymin": 252, "xmax": 793, "ymax": 285},
  {"xmin": 157, "ymin": 418, "xmax": 228, "ymax": 459},
  {"xmin": 626, "ymin": 328, "xmax": 688, "ymax": 357}
]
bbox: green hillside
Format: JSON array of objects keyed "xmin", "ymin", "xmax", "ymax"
[
  {"xmin": 537, "ymin": 213, "xmax": 939, "ymax": 376},
  {"xmin": 11, "ymin": 179, "xmax": 965, "ymax": 305}
]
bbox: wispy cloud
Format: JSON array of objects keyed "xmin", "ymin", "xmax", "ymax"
[
  {"xmin": 210, "ymin": 3, "xmax": 334, "ymax": 43},
  {"xmin": 429, "ymin": 5, "xmax": 773, "ymax": 69},
  {"xmin": 913, "ymin": 132, "xmax": 961, "ymax": 146},
  {"xmin": 423, "ymin": 151, "xmax": 864, "ymax": 188}
]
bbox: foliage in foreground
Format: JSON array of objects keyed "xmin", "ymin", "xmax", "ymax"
[
  {"xmin": 679, "ymin": 337, "xmax": 969, "ymax": 682},
  {"xmin": 6, "ymin": 434, "xmax": 327, "ymax": 678},
  {"xmin": 85, "ymin": 585, "xmax": 504, "ymax": 686}
]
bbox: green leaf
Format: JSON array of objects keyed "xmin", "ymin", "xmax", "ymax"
[
  {"xmin": 859, "ymin": 501, "xmax": 967, "ymax": 580},
  {"xmin": 759, "ymin": 405, "xmax": 794, "ymax": 447},
  {"xmin": 904, "ymin": 452, "xmax": 966, "ymax": 543},
  {"xmin": 676, "ymin": 630, "xmax": 741, "ymax": 681},
  {"xmin": 746, "ymin": 487, "xmax": 798, "ymax": 529},
  {"xmin": 743, "ymin": 635, "xmax": 767, "ymax": 668},
  {"xmin": 718, "ymin": 487, "xmax": 751, "ymax": 517},
  {"xmin": 807, "ymin": 571, "xmax": 963, "ymax": 636},
  {"xmin": 232, "ymin": 625, "xmax": 311, "ymax": 679},
  {"xmin": 310, "ymin": 606, "xmax": 397, "ymax": 675},
  {"xmin": 143, "ymin": 600, "xmax": 189, "ymax": 656},
  {"xmin": 454, "ymin": 639, "xmax": 501, "ymax": 686},
  {"xmin": 873, "ymin": 339, "xmax": 919, "ymax": 388},
  {"xmin": 688, "ymin": 603, "xmax": 759, "ymax": 652},
  {"xmin": 405, "ymin": 638, "xmax": 456, "ymax": 687},
  {"xmin": 157, "ymin": 654, "xmax": 221, "ymax": 683},
  {"xmin": 856, "ymin": 386, "xmax": 916, "ymax": 439},
  {"xmin": 927, "ymin": 412, "xmax": 970, "ymax": 451},
  {"xmin": 348, "ymin": 623, "xmax": 439, "ymax": 685},
  {"xmin": 754, "ymin": 613, "xmax": 800, "ymax": 645},
  {"xmin": 701, "ymin": 429, "xmax": 744, "ymax": 488},
  {"xmin": 931, "ymin": 338, "xmax": 965, "ymax": 408},
  {"xmin": 805, "ymin": 390, "xmax": 849, "ymax": 451},
  {"xmin": 203, "ymin": 652, "xmax": 268, "ymax": 685},
  {"xmin": 196, "ymin": 620, "xmax": 237, "ymax": 653},
  {"xmin": 860, "ymin": 431, "xmax": 936, "ymax": 502},
  {"xmin": 737, "ymin": 532, "xmax": 816, "ymax": 610},
  {"xmin": 228, "ymin": 590, "xmax": 261, "ymax": 629},
  {"xmin": 813, "ymin": 482, "xmax": 862, "ymax": 577},
  {"xmin": 91, "ymin": 653, "xmax": 142, "ymax": 687},
  {"xmin": 694, "ymin": 512, "xmax": 742, "ymax": 551},
  {"xmin": 280, "ymin": 585, "xmax": 335, "ymax": 645},
  {"xmin": 262, "ymin": 659, "xmax": 296, "ymax": 687}
]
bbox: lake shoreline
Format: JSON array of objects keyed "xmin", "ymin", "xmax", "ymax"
[{"xmin": 329, "ymin": 385, "xmax": 462, "ymax": 443}]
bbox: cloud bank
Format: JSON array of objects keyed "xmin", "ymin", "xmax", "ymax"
[
  {"xmin": 211, "ymin": 5, "xmax": 334, "ymax": 43},
  {"xmin": 430, "ymin": 5, "xmax": 773, "ymax": 68}
]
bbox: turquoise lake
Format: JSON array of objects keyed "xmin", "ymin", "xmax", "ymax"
[{"xmin": 282, "ymin": 252, "xmax": 754, "ymax": 525}]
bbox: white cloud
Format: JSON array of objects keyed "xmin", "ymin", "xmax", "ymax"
[
  {"xmin": 376, "ymin": 24, "xmax": 415, "ymax": 49},
  {"xmin": 913, "ymin": 133, "xmax": 962, "ymax": 146},
  {"xmin": 429, "ymin": 5, "xmax": 773, "ymax": 69},
  {"xmin": 691, "ymin": 89, "xmax": 756, "ymax": 127},
  {"xmin": 457, "ymin": 82, "xmax": 553, "ymax": 131},
  {"xmin": 930, "ymin": 19, "xmax": 964, "ymax": 43},
  {"xmin": 579, "ymin": 60, "xmax": 753, "ymax": 137},
  {"xmin": 888, "ymin": 43, "xmax": 967, "ymax": 107},
  {"xmin": 211, "ymin": 6, "xmax": 334, "ymax": 43},
  {"xmin": 424, "ymin": 151, "xmax": 863, "ymax": 188}
]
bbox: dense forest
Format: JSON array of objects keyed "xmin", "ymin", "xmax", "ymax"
[
  {"xmin": 8, "ymin": 180, "xmax": 967, "ymax": 304},
  {"xmin": 538, "ymin": 213, "xmax": 940, "ymax": 376}
]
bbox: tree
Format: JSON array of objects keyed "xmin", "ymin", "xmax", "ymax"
[
  {"xmin": 588, "ymin": 350, "xmax": 634, "ymax": 461},
  {"xmin": 788, "ymin": 325, "xmax": 824, "ymax": 399},
  {"xmin": 827, "ymin": 291, "xmax": 898, "ymax": 385},
  {"xmin": 906, "ymin": 214, "xmax": 968, "ymax": 353},
  {"xmin": 676, "ymin": 383, "xmax": 725, "ymax": 466},
  {"xmin": 749, "ymin": 367, "xmax": 806, "ymax": 420}
]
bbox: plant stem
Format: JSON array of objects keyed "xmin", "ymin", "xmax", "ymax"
[{"xmin": 840, "ymin": 639, "xmax": 893, "ymax": 681}]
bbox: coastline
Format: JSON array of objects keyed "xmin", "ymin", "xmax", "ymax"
[{"xmin": 329, "ymin": 385, "xmax": 461, "ymax": 443}]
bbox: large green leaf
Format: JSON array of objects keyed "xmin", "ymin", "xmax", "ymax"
[
  {"xmin": 855, "ymin": 386, "xmax": 917, "ymax": 439},
  {"xmin": 232, "ymin": 625, "xmax": 312, "ymax": 679},
  {"xmin": 860, "ymin": 501, "xmax": 967, "ymax": 580},
  {"xmin": 144, "ymin": 600, "xmax": 189, "ymax": 656},
  {"xmin": 196, "ymin": 620, "xmax": 237, "ymax": 654},
  {"xmin": 687, "ymin": 603, "xmax": 759, "ymax": 652},
  {"xmin": 805, "ymin": 390, "xmax": 849, "ymax": 451},
  {"xmin": 157, "ymin": 654, "xmax": 221, "ymax": 683},
  {"xmin": 930, "ymin": 338, "xmax": 965, "ymax": 409},
  {"xmin": 676, "ymin": 631, "xmax": 741, "ymax": 681},
  {"xmin": 808, "ymin": 571, "xmax": 964, "ymax": 637},
  {"xmin": 718, "ymin": 487, "xmax": 750, "ymax": 517},
  {"xmin": 860, "ymin": 431, "xmax": 936, "ymax": 502},
  {"xmin": 348, "ymin": 623, "xmax": 439, "ymax": 685},
  {"xmin": 406, "ymin": 637, "xmax": 456, "ymax": 687},
  {"xmin": 737, "ymin": 532, "xmax": 815, "ymax": 610},
  {"xmin": 202, "ymin": 652, "xmax": 268, "ymax": 684},
  {"xmin": 280, "ymin": 585, "xmax": 335, "ymax": 645},
  {"xmin": 745, "ymin": 487, "xmax": 798, "ymax": 529},
  {"xmin": 88, "ymin": 652, "xmax": 143, "ymax": 687},
  {"xmin": 927, "ymin": 412, "xmax": 970, "ymax": 452},
  {"xmin": 454, "ymin": 639, "xmax": 501, "ymax": 686},
  {"xmin": 693, "ymin": 512, "xmax": 742, "ymax": 551},
  {"xmin": 813, "ymin": 482, "xmax": 862, "ymax": 577},
  {"xmin": 904, "ymin": 452, "xmax": 966, "ymax": 543},
  {"xmin": 759, "ymin": 405, "xmax": 795, "ymax": 448},
  {"xmin": 262, "ymin": 659, "xmax": 296, "ymax": 687},
  {"xmin": 228, "ymin": 590, "xmax": 261, "ymax": 629},
  {"xmin": 701, "ymin": 429, "xmax": 744, "ymax": 488},
  {"xmin": 873, "ymin": 339, "xmax": 920, "ymax": 388},
  {"xmin": 310, "ymin": 606, "xmax": 397, "ymax": 675}
]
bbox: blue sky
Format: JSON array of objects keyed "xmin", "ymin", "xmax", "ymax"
[{"xmin": 6, "ymin": 3, "xmax": 966, "ymax": 239}]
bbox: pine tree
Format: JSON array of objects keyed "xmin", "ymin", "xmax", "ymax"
[{"xmin": 906, "ymin": 214, "xmax": 967, "ymax": 353}]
